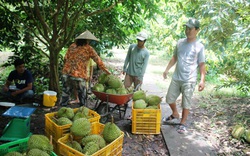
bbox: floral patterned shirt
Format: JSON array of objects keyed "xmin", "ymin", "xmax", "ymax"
[{"xmin": 62, "ymin": 43, "xmax": 108, "ymax": 80}]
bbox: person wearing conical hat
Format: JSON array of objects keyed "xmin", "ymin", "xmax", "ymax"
[{"xmin": 60, "ymin": 30, "xmax": 110, "ymax": 106}]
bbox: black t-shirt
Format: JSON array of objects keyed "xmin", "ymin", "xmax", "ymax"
[{"xmin": 7, "ymin": 70, "xmax": 34, "ymax": 90}]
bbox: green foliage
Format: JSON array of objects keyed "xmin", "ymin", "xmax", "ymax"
[
  {"xmin": 152, "ymin": 0, "xmax": 250, "ymax": 95},
  {"xmin": 0, "ymin": 0, "xmax": 160, "ymax": 93},
  {"xmin": 195, "ymin": 0, "xmax": 250, "ymax": 95},
  {"xmin": 0, "ymin": 0, "xmax": 249, "ymax": 95}
]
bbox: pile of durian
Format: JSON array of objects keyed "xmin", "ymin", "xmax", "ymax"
[
  {"xmin": 132, "ymin": 90, "xmax": 162, "ymax": 109},
  {"xmin": 52, "ymin": 106, "xmax": 93, "ymax": 126},
  {"xmin": 92, "ymin": 73, "xmax": 133, "ymax": 95},
  {"xmin": 66, "ymin": 116, "xmax": 122, "ymax": 155},
  {"xmin": 4, "ymin": 134, "xmax": 54, "ymax": 156}
]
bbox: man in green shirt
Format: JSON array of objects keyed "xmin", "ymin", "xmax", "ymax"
[{"xmin": 123, "ymin": 31, "xmax": 150, "ymax": 90}]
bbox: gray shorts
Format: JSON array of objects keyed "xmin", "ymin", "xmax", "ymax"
[{"xmin": 166, "ymin": 79, "xmax": 196, "ymax": 109}]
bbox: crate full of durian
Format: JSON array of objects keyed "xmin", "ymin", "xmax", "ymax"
[
  {"xmin": 131, "ymin": 90, "xmax": 162, "ymax": 134},
  {"xmin": 0, "ymin": 134, "xmax": 57, "ymax": 156},
  {"xmin": 58, "ymin": 118, "xmax": 124, "ymax": 156},
  {"xmin": 45, "ymin": 106, "xmax": 100, "ymax": 144}
]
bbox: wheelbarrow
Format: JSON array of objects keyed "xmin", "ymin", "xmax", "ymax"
[{"xmin": 91, "ymin": 90, "xmax": 134, "ymax": 123}]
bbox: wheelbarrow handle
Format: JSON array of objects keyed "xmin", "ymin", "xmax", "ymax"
[{"xmin": 133, "ymin": 84, "xmax": 141, "ymax": 92}]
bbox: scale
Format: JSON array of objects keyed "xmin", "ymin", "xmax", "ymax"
[{"xmin": 0, "ymin": 106, "xmax": 36, "ymax": 141}]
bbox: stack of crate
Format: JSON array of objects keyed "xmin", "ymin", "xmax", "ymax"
[
  {"xmin": 44, "ymin": 107, "xmax": 100, "ymax": 154},
  {"xmin": 45, "ymin": 106, "xmax": 125, "ymax": 156}
]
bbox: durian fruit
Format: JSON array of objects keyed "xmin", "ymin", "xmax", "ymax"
[
  {"xmin": 231, "ymin": 125, "xmax": 245, "ymax": 139},
  {"xmin": 78, "ymin": 106, "xmax": 89, "ymax": 115},
  {"xmin": 105, "ymin": 88, "xmax": 117, "ymax": 94},
  {"xmin": 146, "ymin": 95, "xmax": 162, "ymax": 106},
  {"xmin": 66, "ymin": 135, "xmax": 83, "ymax": 153},
  {"xmin": 27, "ymin": 134, "xmax": 53, "ymax": 154},
  {"xmin": 145, "ymin": 94, "xmax": 154, "ymax": 103},
  {"xmin": 82, "ymin": 141, "xmax": 99, "ymax": 155},
  {"xmin": 73, "ymin": 106, "xmax": 91, "ymax": 121},
  {"xmin": 102, "ymin": 116, "xmax": 121, "ymax": 143},
  {"xmin": 27, "ymin": 148, "xmax": 50, "ymax": 156},
  {"xmin": 81, "ymin": 134, "xmax": 106, "ymax": 149},
  {"xmin": 245, "ymin": 129, "xmax": 250, "ymax": 143},
  {"xmin": 145, "ymin": 105, "xmax": 158, "ymax": 109},
  {"xmin": 73, "ymin": 112, "xmax": 86, "ymax": 121},
  {"xmin": 132, "ymin": 90, "xmax": 146, "ymax": 101},
  {"xmin": 98, "ymin": 73, "xmax": 109, "ymax": 84},
  {"xmin": 106, "ymin": 75, "xmax": 122, "ymax": 89},
  {"xmin": 57, "ymin": 117, "xmax": 72, "ymax": 126},
  {"xmin": 57, "ymin": 107, "xmax": 74, "ymax": 120},
  {"xmin": 116, "ymin": 87, "xmax": 128, "ymax": 95},
  {"xmin": 4, "ymin": 152, "xmax": 23, "ymax": 156},
  {"xmin": 133, "ymin": 99, "xmax": 147, "ymax": 109},
  {"xmin": 70, "ymin": 118, "xmax": 91, "ymax": 137},
  {"xmin": 92, "ymin": 83, "xmax": 105, "ymax": 92}
]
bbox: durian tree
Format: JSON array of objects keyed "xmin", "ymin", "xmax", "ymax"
[{"xmin": 0, "ymin": 0, "xmax": 159, "ymax": 94}]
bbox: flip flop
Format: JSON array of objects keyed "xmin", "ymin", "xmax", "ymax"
[
  {"xmin": 162, "ymin": 115, "xmax": 180, "ymax": 125},
  {"xmin": 126, "ymin": 115, "xmax": 132, "ymax": 120},
  {"xmin": 177, "ymin": 124, "xmax": 187, "ymax": 134},
  {"xmin": 69, "ymin": 100, "xmax": 80, "ymax": 104}
]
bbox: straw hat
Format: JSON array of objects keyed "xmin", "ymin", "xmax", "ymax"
[{"xmin": 75, "ymin": 30, "xmax": 100, "ymax": 41}]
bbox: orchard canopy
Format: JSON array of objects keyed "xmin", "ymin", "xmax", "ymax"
[{"xmin": 0, "ymin": 0, "xmax": 249, "ymax": 95}]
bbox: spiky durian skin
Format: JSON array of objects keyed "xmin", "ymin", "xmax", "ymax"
[
  {"xmin": 4, "ymin": 152, "xmax": 23, "ymax": 156},
  {"xmin": 82, "ymin": 141, "xmax": 99, "ymax": 155},
  {"xmin": 81, "ymin": 134, "xmax": 106, "ymax": 149},
  {"xmin": 70, "ymin": 118, "xmax": 91, "ymax": 137},
  {"xmin": 73, "ymin": 112, "xmax": 85, "ymax": 121},
  {"xmin": 27, "ymin": 135, "xmax": 53, "ymax": 153},
  {"xmin": 57, "ymin": 107, "xmax": 74, "ymax": 119},
  {"xmin": 73, "ymin": 141, "xmax": 83, "ymax": 152},
  {"xmin": 57, "ymin": 117, "xmax": 72, "ymax": 125},
  {"xmin": 102, "ymin": 122, "xmax": 121, "ymax": 143},
  {"xmin": 78, "ymin": 106, "xmax": 89, "ymax": 117},
  {"xmin": 27, "ymin": 148, "xmax": 50, "ymax": 156},
  {"xmin": 147, "ymin": 95, "xmax": 162, "ymax": 106}
]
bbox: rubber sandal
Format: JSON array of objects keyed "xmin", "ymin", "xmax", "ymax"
[
  {"xmin": 126, "ymin": 115, "xmax": 132, "ymax": 120},
  {"xmin": 69, "ymin": 100, "xmax": 80, "ymax": 104},
  {"xmin": 177, "ymin": 124, "xmax": 187, "ymax": 134},
  {"xmin": 162, "ymin": 115, "xmax": 180, "ymax": 125}
]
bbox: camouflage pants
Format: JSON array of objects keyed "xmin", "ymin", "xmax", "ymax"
[{"xmin": 60, "ymin": 75, "xmax": 87, "ymax": 106}]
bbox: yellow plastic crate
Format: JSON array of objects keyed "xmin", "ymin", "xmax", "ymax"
[
  {"xmin": 58, "ymin": 122, "xmax": 124, "ymax": 156},
  {"xmin": 45, "ymin": 107, "xmax": 100, "ymax": 154},
  {"xmin": 132, "ymin": 103, "xmax": 161, "ymax": 134}
]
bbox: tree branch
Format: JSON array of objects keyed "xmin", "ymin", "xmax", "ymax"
[
  {"xmin": 33, "ymin": 0, "xmax": 51, "ymax": 41},
  {"xmin": 86, "ymin": 0, "xmax": 124, "ymax": 17},
  {"xmin": 20, "ymin": 2, "xmax": 50, "ymax": 46}
]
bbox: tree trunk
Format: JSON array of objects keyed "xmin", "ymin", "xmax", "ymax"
[{"xmin": 49, "ymin": 50, "xmax": 60, "ymax": 96}]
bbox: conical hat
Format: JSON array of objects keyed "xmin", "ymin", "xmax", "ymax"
[{"xmin": 75, "ymin": 30, "xmax": 100, "ymax": 41}]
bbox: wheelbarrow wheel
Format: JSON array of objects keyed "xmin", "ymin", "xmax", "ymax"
[{"xmin": 96, "ymin": 102, "xmax": 110, "ymax": 123}]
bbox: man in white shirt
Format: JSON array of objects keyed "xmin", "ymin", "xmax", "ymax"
[{"xmin": 162, "ymin": 18, "xmax": 206, "ymax": 134}]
